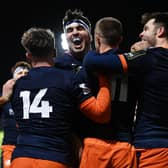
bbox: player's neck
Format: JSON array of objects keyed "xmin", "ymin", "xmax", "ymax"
[
  {"xmin": 32, "ymin": 61, "xmax": 54, "ymax": 68},
  {"xmin": 99, "ymin": 44, "xmax": 119, "ymax": 54}
]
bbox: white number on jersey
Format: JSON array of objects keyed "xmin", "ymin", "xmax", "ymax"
[
  {"xmin": 110, "ymin": 75, "xmax": 128, "ymax": 102},
  {"xmin": 20, "ymin": 88, "xmax": 53, "ymax": 119}
]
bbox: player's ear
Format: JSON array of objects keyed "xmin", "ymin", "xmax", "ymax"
[
  {"xmin": 157, "ymin": 26, "xmax": 165, "ymax": 37},
  {"xmin": 26, "ymin": 52, "xmax": 32, "ymax": 59}
]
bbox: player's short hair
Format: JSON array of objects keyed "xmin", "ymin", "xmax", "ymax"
[{"xmin": 63, "ymin": 9, "xmax": 91, "ymax": 33}]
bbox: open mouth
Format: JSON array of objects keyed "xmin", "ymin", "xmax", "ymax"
[{"xmin": 72, "ymin": 37, "xmax": 82, "ymax": 45}]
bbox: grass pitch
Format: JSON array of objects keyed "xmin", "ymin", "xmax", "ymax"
[{"xmin": 0, "ymin": 130, "xmax": 4, "ymax": 167}]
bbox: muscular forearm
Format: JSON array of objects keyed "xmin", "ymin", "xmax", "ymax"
[{"xmin": 80, "ymin": 75, "xmax": 111, "ymax": 123}]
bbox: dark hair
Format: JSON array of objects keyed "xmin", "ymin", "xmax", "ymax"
[
  {"xmin": 11, "ymin": 61, "xmax": 31, "ymax": 74},
  {"xmin": 95, "ymin": 17, "xmax": 123, "ymax": 46},
  {"xmin": 62, "ymin": 9, "xmax": 91, "ymax": 31},
  {"xmin": 21, "ymin": 27, "xmax": 55, "ymax": 58},
  {"xmin": 141, "ymin": 12, "xmax": 168, "ymax": 37}
]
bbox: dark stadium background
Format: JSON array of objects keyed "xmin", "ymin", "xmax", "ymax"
[{"xmin": 0, "ymin": 0, "xmax": 167, "ymax": 86}]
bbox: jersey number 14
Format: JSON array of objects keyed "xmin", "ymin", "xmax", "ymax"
[{"xmin": 20, "ymin": 88, "xmax": 53, "ymax": 119}]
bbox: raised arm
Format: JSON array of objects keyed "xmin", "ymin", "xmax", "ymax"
[{"xmin": 0, "ymin": 79, "xmax": 16, "ymax": 105}]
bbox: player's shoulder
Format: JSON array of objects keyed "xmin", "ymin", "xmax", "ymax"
[{"xmin": 123, "ymin": 49, "xmax": 148, "ymax": 60}]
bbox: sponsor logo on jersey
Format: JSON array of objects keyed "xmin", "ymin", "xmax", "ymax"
[
  {"xmin": 124, "ymin": 50, "xmax": 147, "ymax": 60},
  {"xmin": 79, "ymin": 83, "xmax": 91, "ymax": 95}
]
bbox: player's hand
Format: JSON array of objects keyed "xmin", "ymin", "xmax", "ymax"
[
  {"xmin": 131, "ymin": 41, "xmax": 151, "ymax": 52},
  {"xmin": 2, "ymin": 78, "xmax": 16, "ymax": 101}
]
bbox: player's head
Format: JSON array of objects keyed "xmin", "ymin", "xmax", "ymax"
[
  {"xmin": 62, "ymin": 9, "xmax": 92, "ymax": 59},
  {"xmin": 63, "ymin": 9, "xmax": 91, "ymax": 34},
  {"xmin": 11, "ymin": 61, "xmax": 31, "ymax": 79},
  {"xmin": 94, "ymin": 17, "xmax": 123, "ymax": 52},
  {"xmin": 21, "ymin": 27, "xmax": 56, "ymax": 59},
  {"xmin": 139, "ymin": 12, "xmax": 168, "ymax": 46}
]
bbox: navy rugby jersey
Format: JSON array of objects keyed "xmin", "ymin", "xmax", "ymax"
[
  {"xmin": 55, "ymin": 53, "xmax": 83, "ymax": 138},
  {"xmin": 0, "ymin": 92, "xmax": 17, "ymax": 145},
  {"xmin": 83, "ymin": 47, "xmax": 168, "ymax": 148},
  {"xmin": 55, "ymin": 52, "xmax": 137, "ymax": 142},
  {"xmin": 11, "ymin": 66, "xmax": 93, "ymax": 165},
  {"xmin": 132, "ymin": 48, "xmax": 168, "ymax": 148},
  {"xmin": 55, "ymin": 53, "xmax": 82, "ymax": 71},
  {"xmin": 55, "ymin": 53, "xmax": 112, "ymax": 140},
  {"xmin": 79, "ymin": 49, "xmax": 138, "ymax": 142}
]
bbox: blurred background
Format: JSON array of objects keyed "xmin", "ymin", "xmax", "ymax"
[{"xmin": 0, "ymin": 0, "xmax": 167, "ymax": 86}]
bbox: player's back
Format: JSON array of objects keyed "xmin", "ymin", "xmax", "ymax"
[{"xmin": 11, "ymin": 66, "xmax": 76, "ymax": 165}]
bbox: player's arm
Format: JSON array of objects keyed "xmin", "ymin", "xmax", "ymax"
[
  {"xmin": 0, "ymin": 96, "xmax": 9, "ymax": 105},
  {"xmin": 79, "ymin": 75, "xmax": 111, "ymax": 124},
  {"xmin": 0, "ymin": 79, "xmax": 16, "ymax": 105},
  {"xmin": 83, "ymin": 50, "xmax": 149, "ymax": 73},
  {"xmin": 83, "ymin": 51, "xmax": 128, "ymax": 73}
]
